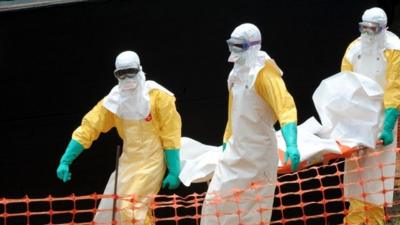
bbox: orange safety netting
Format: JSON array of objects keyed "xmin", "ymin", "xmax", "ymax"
[
  {"xmin": 1, "ymin": 130, "xmax": 400, "ymax": 224},
  {"xmin": 2, "ymin": 151, "xmax": 399, "ymax": 224}
]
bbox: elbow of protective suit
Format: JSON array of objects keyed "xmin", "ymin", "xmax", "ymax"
[
  {"xmin": 60, "ymin": 139, "xmax": 85, "ymax": 165},
  {"xmin": 379, "ymin": 108, "xmax": 399, "ymax": 146}
]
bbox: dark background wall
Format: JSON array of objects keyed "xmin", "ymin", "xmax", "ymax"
[{"xmin": 1, "ymin": 0, "xmax": 399, "ymax": 224}]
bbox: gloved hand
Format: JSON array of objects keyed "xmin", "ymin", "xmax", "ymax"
[
  {"xmin": 281, "ymin": 122, "xmax": 300, "ymax": 171},
  {"xmin": 379, "ymin": 108, "xmax": 399, "ymax": 146},
  {"xmin": 222, "ymin": 142, "xmax": 227, "ymax": 152},
  {"xmin": 162, "ymin": 149, "xmax": 181, "ymax": 190},
  {"xmin": 56, "ymin": 139, "xmax": 84, "ymax": 182}
]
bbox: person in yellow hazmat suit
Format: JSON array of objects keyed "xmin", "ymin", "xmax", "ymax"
[
  {"xmin": 56, "ymin": 50, "xmax": 182, "ymax": 225},
  {"xmin": 341, "ymin": 7, "xmax": 400, "ymax": 225},
  {"xmin": 200, "ymin": 23, "xmax": 300, "ymax": 225}
]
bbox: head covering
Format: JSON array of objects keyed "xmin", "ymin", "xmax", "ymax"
[
  {"xmin": 103, "ymin": 51, "xmax": 150, "ymax": 120},
  {"xmin": 361, "ymin": 7, "xmax": 387, "ymax": 27},
  {"xmin": 227, "ymin": 23, "xmax": 262, "ymax": 68},
  {"xmin": 359, "ymin": 8, "xmax": 387, "ymax": 54}
]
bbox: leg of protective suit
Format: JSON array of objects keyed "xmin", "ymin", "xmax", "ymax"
[
  {"xmin": 343, "ymin": 198, "xmax": 385, "ymax": 225},
  {"xmin": 119, "ymin": 196, "xmax": 150, "ymax": 224},
  {"xmin": 94, "ymin": 169, "xmax": 162, "ymax": 225}
]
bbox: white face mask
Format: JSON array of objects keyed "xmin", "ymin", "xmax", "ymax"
[
  {"xmin": 360, "ymin": 31, "xmax": 385, "ymax": 55},
  {"xmin": 228, "ymin": 52, "xmax": 243, "ymax": 63},
  {"xmin": 118, "ymin": 77, "xmax": 138, "ymax": 91},
  {"xmin": 361, "ymin": 33, "xmax": 377, "ymax": 44},
  {"xmin": 104, "ymin": 71, "xmax": 150, "ymax": 120},
  {"xmin": 228, "ymin": 45, "xmax": 260, "ymax": 69}
]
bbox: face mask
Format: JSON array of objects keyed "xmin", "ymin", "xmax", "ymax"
[
  {"xmin": 360, "ymin": 29, "xmax": 385, "ymax": 55},
  {"xmin": 361, "ymin": 32, "xmax": 376, "ymax": 43},
  {"xmin": 228, "ymin": 52, "xmax": 242, "ymax": 62},
  {"xmin": 118, "ymin": 78, "xmax": 138, "ymax": 90}
]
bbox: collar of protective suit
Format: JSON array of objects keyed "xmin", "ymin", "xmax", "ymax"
[
  {"xmin": 228, "ymin": 51, "xmax": 282, "ymax": 89},
  {"xmin": 103, "ymin": 80, "xmax": 174, "ymax": 120}
]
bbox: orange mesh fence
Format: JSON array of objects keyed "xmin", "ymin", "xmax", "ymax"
[
  {"xmin": 1, "ymin": 147, "xmax": 399, "ymax": 224},
  {"xmin": 2, "ymin": 123, "xmax": 400, "ymax": 224}
]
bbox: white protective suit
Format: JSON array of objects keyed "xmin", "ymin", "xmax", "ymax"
[
  {"xmin": 340, "ymin": 8, "xmax": 400, "ymax": 208},
  {"xmin": 200, "ymin": 24, "xmax": 298, "ymax": 225}
]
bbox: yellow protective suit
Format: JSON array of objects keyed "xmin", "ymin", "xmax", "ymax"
[
  {"xmin": 72, "ymin": 88, "xmax": 181, "ymax": 225},
  {"xmin": 341, "ymin": 32, "xmax": 400, "ymax": 224}
]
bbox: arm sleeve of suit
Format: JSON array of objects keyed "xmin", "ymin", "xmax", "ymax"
[
  {"xmin": 384, "ymin": 49, "xmax": 400, "ymax": 109},
  {"xmin": 254, "ymin": 60, "xmax": 297, "ymax": 126},
  {"xmin": 341, "ymin": 40, "xmax": 357, "ymax": 72},
  {"xmin": 341, "ymin": 55, "xmax": 353, "ymax": 72},
  {"xmin": 72, "ymin": 99, "xmax": 115, "ymax": 149},
  {"xmin": 155, "ymin": 90, "xmax": 182, "ymax": 150},
  {"xmin": 223, "ymin": 91, "xmax": 233, "ymax": 143},
  {"xmin": 341, "ymin": 52, "xmax": 353, "ymax": 72}
]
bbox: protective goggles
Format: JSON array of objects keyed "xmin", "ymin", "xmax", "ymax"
[
  {"xmin": 114, "ymin": 68, "xmax": 140, "ymax": 80},
  {"xmin": 358, "ymin": 22, "xmax": 384, "ymax": 35},
  {"xmin": 226, "ymin": 38, "xmax": 261, "ymax": 53}
]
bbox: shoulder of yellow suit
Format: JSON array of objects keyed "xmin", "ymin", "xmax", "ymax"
[
  {"xmin": 259, "ymin": 58, "xmax": 283, "ymax": 77},
  {"xmin": 146, "ymin": 80, "xmax": 175, "ymax": 97}
]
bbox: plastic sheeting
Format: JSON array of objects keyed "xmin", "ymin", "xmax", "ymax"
[
  {"xmin": 180, "ymin": 117, "xmax": 341, "ymax": 186},
  {"xmin": 313, "ymin": 71, "xmax": 384, "ymax": 149}
]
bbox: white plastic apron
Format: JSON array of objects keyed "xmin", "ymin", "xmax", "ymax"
[
  {"xmin": 344, "ymin": 41, "xmax": 397, "ymax": 206},
  {"xmin": 201, "ymin": 63, "xmax": 278, "ymax": 224}
]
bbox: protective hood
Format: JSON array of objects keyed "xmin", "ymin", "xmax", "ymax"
[
  {"xmin": 360, "ymin": 7, "xmax": 388, "ymax": 54},
  {"xmin": 362, "ymin": 7, "xmax": 387, "ymax": 27},
  {"xmin": 103, "ymin": 51, "xmax": 151, "ymax": 120},
  {"xmin": 227, "ymin": 23, "xmax": 262, "ymax": 68}
]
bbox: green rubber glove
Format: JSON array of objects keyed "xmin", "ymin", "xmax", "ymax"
[
  {"xmin": 56, "ymin": 139, "xmax": 84, "ymax": 183},
  {"xmin": 222, "ymin": 142, "xmax": 227, "ymax": 152},
  {"xmin": 162, "ymin": 149, "xmax": 181, "ymax": 190},
  {"xmin": 379, "ymin": 108, "xmax": 399, "ymax": 146},
  {"xmin": 281, "ymin": 122, "xmax": 300, "ymax": 171}
]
